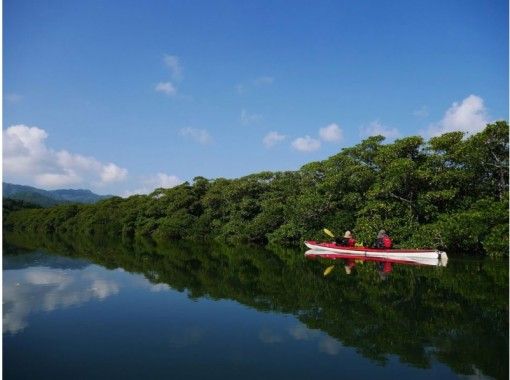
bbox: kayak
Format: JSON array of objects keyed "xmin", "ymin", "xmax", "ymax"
[
  {"xmin": 304, "ymin": 241, "xmax": 447, "ymax": 260},
  {"xmin": 305, "ymin": 249, "xmax": 448, "ymax": 267}
]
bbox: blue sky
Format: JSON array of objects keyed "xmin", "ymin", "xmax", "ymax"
[{"xmin": 3, "ymin": 0, "xmax": 508, "ymax": 195}]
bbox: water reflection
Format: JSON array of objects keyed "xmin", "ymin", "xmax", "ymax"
[
  {"xmin": 3, "ymin": 233, "xmax": 508, "ymax": 380},
  {"xmin": 3, "ymin": 261, "xmax": 120, "ymax": 334},
  {"xmin": 287, "ymin": 324, "xmax": 343, "ymax": 355},
  {"xmin": 168, "ymin": 326, "xmax": 206, "ymax": 348},
  {"xmin": 305, "ymin": 249, "xmax": 448, "ymax": 280},
  {"xmin": 258, "ymin": 327, "xmax": 284, "ymax": 344},
  {"xmin": 3, "ymin": 250, "xmax": 174, "ymax": 335},
  {"xmin": 257, "ymin": 323, "xmax": 345, "ymax": 356}
]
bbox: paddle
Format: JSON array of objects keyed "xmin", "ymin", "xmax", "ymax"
[
  {"xmin": 322, "ymin": 228, "xmax": 340, "ymax": 276},
  {"xmin": 323, "ymin": 228, "xmax": 335, "ymax": 238},
  {"xmin": 323, "ymin": 265, "xmax": 335, "ymax": 276}
]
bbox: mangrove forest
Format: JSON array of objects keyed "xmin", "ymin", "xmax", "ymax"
[{"xmin": 4, "ymin": 121, "xmax": 509, "ymax": 256}]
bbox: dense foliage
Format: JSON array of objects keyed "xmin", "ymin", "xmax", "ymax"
[
  {"xmin": 4, "ymin": 122, "xmax": 509, "ymax": 255},
  {"xmin": 4, "ymin": 232, "xmax": 508, "ymax": 379},
  {"xmin": 3, "ymin": 198, "xmax": 41, "ymax": 219}
]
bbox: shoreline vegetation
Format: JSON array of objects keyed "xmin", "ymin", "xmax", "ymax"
[{"xmin": 3, "ymin": 122, "xmax": 509, "ymax": 256}]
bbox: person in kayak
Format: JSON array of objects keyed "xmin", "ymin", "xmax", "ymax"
[
  {"xmin": 374, "ymin": 230, "xmax": 392, "ymax": 249},
  {"xmin": 335, "ymin": 231, "xmax": 356, "ymax": 247}
]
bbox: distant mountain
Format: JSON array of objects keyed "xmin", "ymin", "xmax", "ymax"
[
  {"xmin": 3, "ymin": 183, "xmax": 112, "ymax": 207},
  {"xmin": 51, "ymin": 189, "xmax": 110, "ymax": 203}
]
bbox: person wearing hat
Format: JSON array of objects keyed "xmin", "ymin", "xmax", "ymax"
[{"xmin": 335, "ymin": 230, "xmax": 356, "ymax": 247}]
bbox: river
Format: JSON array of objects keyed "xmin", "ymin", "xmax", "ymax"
[{"xmin": 3, "ymin": 234, "xmax": 508, "ymax": 379}]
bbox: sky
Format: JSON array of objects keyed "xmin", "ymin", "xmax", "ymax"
[{"xmin": 3, "ymin": 0, "xmax": 508, "ymax": 196}]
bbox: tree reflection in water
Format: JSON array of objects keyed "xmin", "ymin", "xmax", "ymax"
[{"xmin": 4, "ymin": 232, "xmax": 508, "ymax": 380}]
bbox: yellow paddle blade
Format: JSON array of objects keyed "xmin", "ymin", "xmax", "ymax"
[
  {"xmin": 323, "ymin": 228, "xmax": 335, "ymax": 238},
  {"xmin": 323, "ymin": 265, "xmax": 335, "ymax": 276}
]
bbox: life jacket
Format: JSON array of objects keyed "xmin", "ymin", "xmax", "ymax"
[
  {"xmin": 335, "ymin": 237, "xmax": 355, "ymax": 247},
  {"xmin": 382, "ymin": 235, "xmax": 392, "ymax": 248}
]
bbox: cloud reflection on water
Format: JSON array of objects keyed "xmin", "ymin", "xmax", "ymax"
[
  {"xmin": 257, "ymin": 322, "xmax": 345, "ymax": 356},
  {"xmin": 258, "ymin": 327, "xmax": 284, "ymax": 344},
  {"xmin": 288, "ymin": 323, "xmax": 344, "ymax": 356},
  {"xmin": 3, "ymin": 266, "xmax": 120, "ymax": 334}
]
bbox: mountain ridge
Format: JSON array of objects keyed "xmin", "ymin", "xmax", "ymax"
[{"xmin": 3, "ymin": 182, "xmax": 112, "ymax": 206}]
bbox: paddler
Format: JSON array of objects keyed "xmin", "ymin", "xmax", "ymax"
[
  {"xmin": 335, "ymin": 230, "xmax": 356, "ymax": 247},
  {"xmin": 374, "ymin": 229, "xmax": 393, "ymax": 249}
]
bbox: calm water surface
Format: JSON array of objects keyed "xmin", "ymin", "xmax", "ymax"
[{"xmin": 3, "ymin": 236, "xmax": 508, "ymax": 379}]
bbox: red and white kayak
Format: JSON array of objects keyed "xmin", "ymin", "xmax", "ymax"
[
  {"xmin": 304, "ymin": 241, "xmax": 447, "ymax": 261},
  {"xmin": 305, "ymin": 250, "xmax": 448, "ymax": 267}
]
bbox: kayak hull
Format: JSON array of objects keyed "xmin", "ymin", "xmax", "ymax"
[
  {"xmin": 305, "ymin": 250, "xmax": 448, "ymax": 267},
  {"xmin": 304, "ymin": 241, "xmax": 447, "ymax": 260}
]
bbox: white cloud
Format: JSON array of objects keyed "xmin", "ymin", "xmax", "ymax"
[
  {"xmin": 155, "ymin": 81, "xmax": 177, "ymax": 96},
  {"xmin": 56, "ymin": 150, "xmax": 97, "ymax": 171},
  {"xmin": 361, "ymin": 120, "xmax": 400, "ymax": 139},
  {"xmin": 263, "ymin": 131, "xmax": 286, "ymax": 148},
  {"xmin": 35, "ymin": 172, "xmax": 82, "ymax": 187},
  {"xmin": 4, "ymin": 125, "xmax": 48, "ymax": 155},
  {"xmin": 100, "ymin": 163, "xmax": 128, "ymax": 183},
  {"xmin": 319, "ymin": 123, "xmax": 343, "ymax": 142},
  {"xmin": 240, "ymin": 109, "xmax": 263, "ymax": 125},
  {"xmin": 292, "ymin": 136, "xmax": 321, "ymax": 152},
  {"xmin": 427, "ymin": 94, "xmax": 488, "ymax": 136},
  {"xmin": 123, "ymin": 172, "xmax": 184, "ymax": 197},
  {"xmin": 3, "ymin": 124, "xmax": 128, "ymax": 189},
  {"xmin": 153, "ymin": 173, "xmax": 183, "ymax": 188},
  {"xmin": 5, "ymin": 93, "xmax": 23, "ymax": 103},
  {"xmin": 179, "ymin": 127, "xmax": 212, "ymax": 145},
  {"xmin": 163, "ymin": 54, "xmax": 182, "ymax": 80}
]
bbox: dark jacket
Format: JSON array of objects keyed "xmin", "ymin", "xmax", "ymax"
[
  {"xmin": 335, "ymin": 237, "xmax": 356, "ymax": 247},
  {"xmin": 374, "ymin": 235, "xmax": 392, "ymax": 249}
]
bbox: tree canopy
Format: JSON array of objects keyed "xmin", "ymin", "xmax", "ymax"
[{"xmin": 4, "ymin": 122, "xmax": 509, "ymax": 256}]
